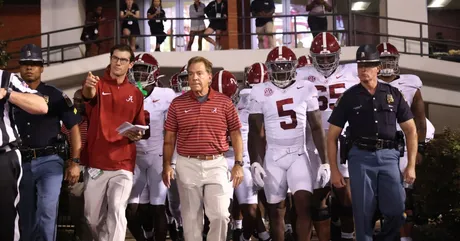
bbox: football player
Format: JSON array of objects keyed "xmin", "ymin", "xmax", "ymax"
[
  {"xmin": 297, "ymin": 32, "xmax": 361, "ymax": 241},
  {"xmin": 211, "ymin": 69, "xmax": 272, "ymax": 241},
  {"xmin": 128, "ymin": 53, "xmax": 177, "ymax": 241},
  {"xmin": 248, "ymin": 46, "xmax": 329, "ymax": 241},
  {"xmin": 377, "ymin": 42, "xmax": 434, "ymax": 241},
  {"xmin": 127, "ymin": 184, "xmax": 154, "ymax": 241}
]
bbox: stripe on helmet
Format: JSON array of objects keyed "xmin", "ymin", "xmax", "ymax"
[
  {"xmin": 383, "ymin": 42, "xmax": 388, "ymax": 52},
  {"xmin": 138, "ymin": 53, "xmax": 144, "ymax": 62},
  {"xmin": 322, "ymin": 32, "xmax": 327, "ymax": 51},
  {"xmin": 278, "ymin": 45, "xmax": 283, "ymax": 58},
  {"xmin": 218, "ymin": 70, "xmax": 224, "ymax": 93},
  {"xmin": 259, "ymin": 63, "xmax": 264, "ymax": 82}
]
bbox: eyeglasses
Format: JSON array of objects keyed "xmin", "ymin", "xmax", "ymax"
[{"xmin": 111, "ymin": 55, "xmax": 130, "ymax": 65}]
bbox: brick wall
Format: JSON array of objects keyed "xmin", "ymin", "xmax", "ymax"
[{"xmin": 0, "ymin": 4, "xmax": 41, "ymax": 69}]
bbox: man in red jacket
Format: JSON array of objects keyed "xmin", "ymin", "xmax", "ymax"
[{"xmin": 81, "ymin": 44, "xmax": 145, "ymax": 241}]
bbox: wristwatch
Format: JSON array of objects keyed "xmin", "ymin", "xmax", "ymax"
[
  {"xmin": 417, "ymin": 142, "xmax": 426, "ymax": 155},
  {"xmin": 72, "ymin": 158, "xmax": 80, "ymax": 164},
  {"xmin": 234, "ymin": 160, "xmax": 244, "ymax": 167},
  {"xmin": 5, "ymin": 88, "xmax": 12, "ymax": 101}
]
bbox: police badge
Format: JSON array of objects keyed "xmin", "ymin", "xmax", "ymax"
[{"xmin": 387, "ymin": 94, "xmax": 394, "ymax": 103}]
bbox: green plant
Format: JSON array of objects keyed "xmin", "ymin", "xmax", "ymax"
[{"xmin": 413, "ymin": 128, "xmax": 460, "ymax": 241}]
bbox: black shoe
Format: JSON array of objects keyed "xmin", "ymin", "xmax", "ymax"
[
  {"xmin": 168, "ymin": 223, "xmax": 178, "ymax": 241},
  {"xmin": 233, "ymin": 228, "xmax": 243, "ymax": 241},
  {"xmin": 177, "ymin": 226, "xmax": 184, "ymax": 241}
]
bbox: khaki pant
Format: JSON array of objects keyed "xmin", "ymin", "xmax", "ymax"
[
  {"xmin": 256, "ymin": 21, "xmax": 275, "ymax": 49},
  {"xmin": 175, "ymin": 155, "xmax": 231, "ymax": 241},
  {"xmin": 83, "ymin": 169, "xmax": 133, "ymax": 241}
]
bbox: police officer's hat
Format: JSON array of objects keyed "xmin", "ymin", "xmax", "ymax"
[
  {"xmin": 19, "ymin": 44, "xmax": 44, "ymax": 64},
  {"xmin": 356, "ymin": 44, "xmax": 380, "ymax": 63}
]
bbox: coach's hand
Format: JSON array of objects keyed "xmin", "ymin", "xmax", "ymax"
[
  {"xmin": 124, "ymin": 130, "xmax": 142, "ymax": 141},
  {"xmin": 85, "ymin": 72, "xmax": 99, "ymax": 89},
  {"xmin": 230, "ymin": 165, "xmax": 244, "ymax": 188},
  {"xmin": 162, "ymin": 164, "xmax": 175, "ymax": 188}
]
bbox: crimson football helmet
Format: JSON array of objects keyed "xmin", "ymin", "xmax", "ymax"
[
  {"xmin": 245, "ymin": 62, "xmax": 269, "ymax": 87},
  {"xmin": 211, "ymin": 70, "xmax": 239, "ymax": 103},
  {"xmin": 177, "ymin": 64, "xmax": 190, "ymax": 92},
  {"xmin": 377, "ymin": 42, "xmax": 400, "ymax": 76},
  {"xmin": 169, "ymin": 73, "xmax": 181, "ymax": 93},
  {"xmin": 132, "ymin": 53, "xmax": 160, "ymax": 88},
  {"xmin": 265, "ymin": 46, "xmax": 297, "ymax": 88},
  {"xmin": 297, "ymin": 55, "xmax": 313, "ymax": 68},
  {"xmin": 310, "ymin": 32, "xmax": 341, "ymax": 77}
]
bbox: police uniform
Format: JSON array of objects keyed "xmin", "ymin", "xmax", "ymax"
[
  {"xmin": 15, "ymin": 44, "xmax": 80, "ymax": 241},
  {"xmin": 328, "ymin": 45, "xmax": 413, "ymax": 241}
]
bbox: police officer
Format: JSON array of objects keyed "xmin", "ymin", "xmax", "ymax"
[
  {"xmin": 326, "ymin": 44, "xmax": 417, "ymax": 241},
  {"xmin": 16, "ymin": 44, "xmax": 82, "ymax": 241}
]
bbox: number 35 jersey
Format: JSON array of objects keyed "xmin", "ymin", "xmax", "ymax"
[
  {"xmin": 297, "ymin": 64, "xmax": 360, "ymax": 129},
  {"xmin": 248, "ymin": 80, "xmax": 319, "ymax": 148}
]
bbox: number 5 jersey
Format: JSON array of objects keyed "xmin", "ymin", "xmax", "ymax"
[{"xmin": 248, "ymin": 79, "xmax": 319, "ymax": 148}]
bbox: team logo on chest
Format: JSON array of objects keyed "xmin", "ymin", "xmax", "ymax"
[
  {"xmin": 307, "ymin": 76, "xmax": 316, "ymax": 82},
  {"xmin": 264, "ymin": 87, "xmax": 273, "ymax": 97},
  {"xmin": 126, "ymin": 95, "xmax": 134, "ymax": 103}
]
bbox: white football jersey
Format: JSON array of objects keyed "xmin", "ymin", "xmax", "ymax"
[
  {"xmin": 227, "ymin": 88, "xmax": 251, "ymax": 157},
  {"xmin": 388, "ymin": 74, "xmax": 422, "ymax": 107},
  {"xmin": 296, "ymin": 63, "xmax": 360, "ymax": 129},
  {"xmin": 426, "ymin": 118, "xmax": 435, "ymax": 141},
  {"xmin": 248, "ymin": 80, "xmax": 319, "ymax": 148},
  {"xmin": 136, "ymin": 87, "xmax": 176, "ymax": 153}
]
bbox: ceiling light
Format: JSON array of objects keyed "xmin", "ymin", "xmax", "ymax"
[
  {"xmin": 428, "ymin": 0, "xmax": 452, "ymax": 8},
  {"xmin": 351, "ymin": 2, "xmax": 371, "ymax": 11}
]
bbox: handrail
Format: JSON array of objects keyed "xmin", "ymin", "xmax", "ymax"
[
  {"xmin": 353, "ymin": 12, "xmax": 460, "ymax": 31},
  {"xmin": 4, "ymin": 19, "xmax": 116, "ymax": 44},
  {"xmin": 3, "ymin": 11, "xmax": 460, "ymax": 68}
]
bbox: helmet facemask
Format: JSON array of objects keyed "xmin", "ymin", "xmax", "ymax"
[
  {"xmin": 311, "ymin": 52, "xmax": 340, "ymax": 78},
  {"xmin": 132, "ymin": 63, "xmax": 157, "ymax": 88},
  {"xmin": 266, "ymin": 60, "xmax": 297, "ymax": 88},
  {"xmin": 379, "ymin": 56, "xmax": 400, "ymax": 76},
  {"xmin": 178, "ymin": 73, "xmax": 190, "ymax": 93}
]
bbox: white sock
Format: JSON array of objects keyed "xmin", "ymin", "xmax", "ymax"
[
  {"xmin": 401, "ymin": 237, "xmax": 413, "ymax": 241},
  {"xmin": 285, "ymin": 224, "xmax": 293, "ymax": 232},
  {"xmin": 233, "ymin": 220, "xmax": 243, "ymax": 229},
  {"xmin": 341, "ymin": 232, "xmax": 354, "ymax": 239},
  {"xmin": 258, "ymin": 231, "xmax": 270, "ymax": 240}
]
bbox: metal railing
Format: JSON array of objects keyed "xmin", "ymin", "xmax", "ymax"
[{"xmin": 3, "ymin": 10, "xmax": 460, "ymax": 70}]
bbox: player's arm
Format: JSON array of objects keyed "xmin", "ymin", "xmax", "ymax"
[
  {"xmin": 248, "ymin": 114, "xmax": 266, "ymax": 165},
  {"xmin": 327, "ymin": 92, "xmax": 349, "ymax": 175},
  {"xmin": 327, "ymin": 124, "xmax": 343, "ymax": 172},
  {"xmin": 307, "ymin": 110, "xmax": 328, "ymax": 164},
  {"xmin": 396, "ymin": 89, "xmax": 417, "ymax": 170},
  {"xmin": 411, "ymin": 89, "xmax": 427, "ymax": 143}
]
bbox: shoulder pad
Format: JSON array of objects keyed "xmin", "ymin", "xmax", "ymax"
[{"xmin": 399, "ymin": 74, "xmax": 423, "ymax": 89}]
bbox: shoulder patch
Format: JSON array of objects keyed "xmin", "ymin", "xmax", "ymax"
[{"xmin": 63, "ymin": 93, "xmax": 73, "ymax": 107}]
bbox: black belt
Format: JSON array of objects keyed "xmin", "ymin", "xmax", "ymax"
[
  {"xmin": 20, "ymin": 146, "xmax": 58, "ymax": 161},
  {"xmin": 354, "ymin": 138, "xmax": 397, "ymax": 151}
]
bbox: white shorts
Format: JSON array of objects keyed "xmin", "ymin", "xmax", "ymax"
[
  {"xmin": 128, "ymin": 151, "xmax": 168, "ymax": 205},
  {"xmin": 226, "ymin": 153, "xmax": 258, "ymax": 204},
  {"xmin": 263, "ymin": 146, "xmax": 313, "ymax": 204}
]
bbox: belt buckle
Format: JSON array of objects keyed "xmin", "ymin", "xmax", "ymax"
[{"xmin": 376, "ymin": 140, "xmax": 383, "ymax": 149}]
